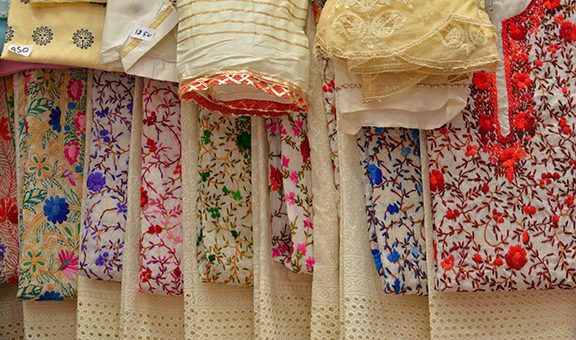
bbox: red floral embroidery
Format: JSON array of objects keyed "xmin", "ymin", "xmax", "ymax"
[
  {"xmin": 472, "ymin": 72, "xmax": 491, "ymax": 90},
  {"xmin": 429, "ymin": 170, "xmax": 445, "ymax": 192},
  {"xmin": 560, "ymin": 21, "xmax": 576, "ymax": 42},
  {"xmin": 505, "ymin": 245, "xmax": 528, "ymax": 270},
  {"xmin": 270, "ymin": 165, "xmax": 282, "ymax": 192}
]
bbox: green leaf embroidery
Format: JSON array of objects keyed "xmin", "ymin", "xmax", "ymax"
[{"xmin": 22, "ymin": 188, "xmax": 47, "ymax": 209}]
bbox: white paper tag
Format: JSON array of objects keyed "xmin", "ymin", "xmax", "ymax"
[
  {"xmin": 7, "ymin": 44, "xmax": 32, "ymax": 57},
  {"xmin": 130, "ymin": 27, "xmax": 156, "ymax": 41}
]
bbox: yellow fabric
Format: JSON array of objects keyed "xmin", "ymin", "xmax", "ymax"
[
  {"xmin": 316, "ymin": 0, "xmax": 500, "ymax": 101},
  {"xmin": 0, "ymin": 1, "xmax": 117, "ymax": 71},
  {"xmin": 31, "ymin": 0, "xmax": 107, "ymax": 3}
]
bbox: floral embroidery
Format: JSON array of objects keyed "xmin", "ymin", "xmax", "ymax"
[
  {"xmin": 0, "ymin": 78, "xmax": 18, "ymax": 285},
  {"xmin": 428, "ymin": 2, "xmax": 576, "ymax": 292},
  {"xmin": 32, "ymin": 26, "xmax": 53, "ymax": 46},
  {"xmin": 138, "ymin": 80, "xmax": 183, "ymax": 295},
  {"xmin": 72, "ymin": 28, "xmax": 94, "ymax": 49},
  {"xmin": 358, "ymin": 127, "xmax": 427, "ymax": 295},
  {"xmin": 17, "ymin": 68, "xmax": 86, "ymax": 300},
  {"xmin": 197, "ymin": 110, "xmax": 253, "ymax": 285},
  {"xmin": 80, "ymin": 71, "xmax": 134, "ymax": 281},
  {"xmin": 267, "ymin": 112, "xmax": 314, "ymax": 273}
]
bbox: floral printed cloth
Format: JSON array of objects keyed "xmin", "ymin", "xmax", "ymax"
[
  {"xmin": 358, "ymin": 128, "xmax": 427, "ymax": 295},
  {"xmin": 138, "ymin": 80, "xmax": 183, "ymax": 295},
  {"xmin": 0, "ymin": 77, "xmax": 18, "ymax": 285},
  {"xmin": 197, "ymin": 110, "xmax": 253, "ymax": 285},
  {"xmin": 428, "ymin": 1, "xmax": 576, "ymax": 292},
  {"xmin": 16, "ymin": 68, "xmax": 86, "ymax": 301},
  {"xmin": 80, "ymin": 71, "xmax": 134, "ymax": 281},
  {"xmin": 267, "ymin": 113, "xmax": 315, "ymax": 273}
]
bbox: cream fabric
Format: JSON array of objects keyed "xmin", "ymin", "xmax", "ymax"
[
  {"xmin": 316, "ymin": 0, "xmax": 499, "ymax": 101},
  {"xmin": 120, "ymin": 78, "xmax": 184, "ymax": 339},
  {"xmin": 101, "ymin": 0, "xmax": 178, "ymax": 82},
  {"xmin": 32, "ymin": 0, "xmax": 106, "ymax": 3},
  {"xmin": 0, "ymin": 284, "xmax": 24, "ymax": 340},
  {"xmin": 0, "ymin": 1, "xmax": 116, "ymax": 71},
  {"xmin": 23, "ymin": 301, "xmax": 77, "ymax": 340},
  {"xmin": 181, "ymin": 102, "xmax": 255, "ymax": 339},
  {"xmin": 335, "ymin": 60, "xmax": 470, "ymax": 133}
]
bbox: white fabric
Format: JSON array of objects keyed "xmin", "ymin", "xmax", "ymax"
[
  {"xmin": 335, "ymin": 61, "xmax": 470, "ymax": 133},
  {"xmin": 101, "ymin": 0, "xmax": 178, "ymax": 82}
]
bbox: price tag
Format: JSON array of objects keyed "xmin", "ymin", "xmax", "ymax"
[
  {"xmin": 130, "ymin": 27, "xmax": 156, "ymax": 41},
  {"xmin": 7, "ymin": 44, "xmax": 32, "ymax": 57}
]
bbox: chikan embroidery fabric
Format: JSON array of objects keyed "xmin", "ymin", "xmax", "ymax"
[
  {"xmin": 138, "ymin": 80, "xmax": 183, "ymax": 295},
  {"xmin": 0, "ymin": 77, "xmax": 18, "ymax": 285},
  {"xmin": 177, "ymin": 0, "xmax": 310, "ymax": 117},
  {"xmin": 315, "ymin": 0, "xmax": 500, "ymax": 101},
  {"xmin": 428, "ymin": 0, "xmax": 576, "ymax": 292},
  {"xmin": 79, "ymin": 71, "xmax": 134, "ymax": 281},
  {"xmin": 358, "ymin": 127, "xmax": 427, "ymax": 295},
  {"xmin": 16, "ymin": 68, "xmax": 87, "ymax": 301},
  {"xmin": 267, "ymin": 113, "xmax": 315, "ymax": 274},
  {"xmin": 196, "ymin": 110, "xmax": 253, "ymax": 286}
]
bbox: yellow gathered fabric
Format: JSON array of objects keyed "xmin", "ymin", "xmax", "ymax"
[{"xmin": 315, "ymin": 0, "xmax": 500, "ymax": 101}]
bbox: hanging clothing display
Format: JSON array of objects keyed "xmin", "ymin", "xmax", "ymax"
[
  {"xmin": 267, "ymin": 112, "xmax": 315, "ymax": 274},
  {"xmin": 100, "ymin": 0, "xmax": 178, "ymax": 82},
  {"xmin": 177, "ymin": 0, "xmax": 311, "ymax": 117},
  {"xmin": 196, "ymin": 110, "xmax": 253, "ymax": 286},
  {"xmin": 79, "ymin": 71, "xmax": 134, "ymax": 282},
  {"xmin": 427, "ymin": 0, "xmax": 576, "ymax": 292},
  {"xmin": 358, "ymin": 127, "xmax": 427, "ymax": 295},
  {"xmin": 15, "ymin": 68, "xmax": 86, "ymax": 301},
  {"xmin": 138, "ymin": 79, "xmax": 183, "ymax": 295},
  {"xmin": 0, "ymin": 77, "xmax": 18, "ymax": 285},
  {"xmin": 0, "ymin": 0, "xmax": 116, "ymax": 71}
]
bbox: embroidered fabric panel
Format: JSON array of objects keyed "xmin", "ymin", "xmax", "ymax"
[
  {"xmin": 196, "ymin": 110, "xmax": 253, "ymax": 285},
  {"xmin": 79, "ymin": 71, "xmax": 134, "ymax": 281},
  {"xmin": 0, "ymin": 77, "xmax": 18, "ymax": 284},
  {"xmin": 267, "ymin": 113, "xmax": 315, "ymax": 273},
  {"xmin": 429, "ymin": 1, "xmax": 576, "ymax": 292},
  {"xmin": 319, "ymin": 58, "xmax": 340, "ymax": 193},
  {"xmin": 138, "ymin": 80, "xmax": 183, "ymax": 295},
  {"xmin": 17, "ymin": 68, "xmax": 87, "ymax": 301},
  {"xmin": 358, "ymin": 127, "xmax": 427, "ymax": 295}
]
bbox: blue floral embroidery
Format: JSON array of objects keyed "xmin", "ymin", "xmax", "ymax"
[
  {"xmin": 48, "ymin": 107, "xmax": 62, "ymax": 132},
  {"xmin": 359, "ymin": 127, "xmax": 427, "ymax": 295},
  {"xmin": 43, "ymin": 195, "xmax": 70, "ymax": 224},
  {"xmin": 37, "ymin": 290, "xmax": 64, "ymax": 301},
  {"xmin": 86, "ymin": 172, "xmax": 106, "ymax": 192}
]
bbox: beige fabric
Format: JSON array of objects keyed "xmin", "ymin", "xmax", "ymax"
[
  {"xmin": 0, "ymin": 1, "xmax": 117, "ymax": 71},
  {"xmin": 337, "ymin": 110, "xmax": 431, "ymax": 338},
  {"xmin": 419, "ymin": 133, "xmax": 576, "ymax": 339},
  {"xmin": 316, "ymin": 0, "xmax": 499, "ymax": 101},
  {"xmin": 334, "ymin": 60, "xmax": 470, "ymax": 133},
  {"xmin": 23, "ymin": 301, "xmax": 77, "ymax": 340},
  {"xmin": 31, "ymin": 0, "xmax": 106, "ymax": 3},
  {"xmin": 0, "ymin": 284, "xmax": 24, "ymax": 340},
  {"xmin": 101, "ymin": 0, "xmax": 178, "ymax": 82},
  {"xmin": 120, "ymin": 78, "xmax": 184, "ymax": 340},
  {"xmin": 181, "ymin": 102, "xmax": 255, "ymax": 339}
]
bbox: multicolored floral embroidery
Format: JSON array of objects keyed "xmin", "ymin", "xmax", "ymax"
[
  {"xmin": 0, "ymin": 77, "xmax": 18, "ymax": 285},
  {"xmin": 138, "ymin": 80, "xmax": 183, "ymax": 295},
  {"xmin": 267, "ymin": 112, "xmax": 315, "ymax": 273},
  {"xmin": 196, "ymin": 110, "xmax": 253, "ymax": 285},
  {"xmin": 16, "ymin": 68, "xmax": 86, "ymax": 300},
  {"xmin": 79, "ymin": 71, "xmax": 134, "ymax": 281},
  {"xmin": 428, "ymin": 1, "xmax": 576, "ymax": 292},
  {"xmin": 358, "ymin": 127, "xmax": 427, "ymax": 295}
]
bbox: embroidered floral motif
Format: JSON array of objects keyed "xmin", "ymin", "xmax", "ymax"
[
  {"xmin": 138, "ymin": 80, "xmax": 183, "ymax": 295},
  {"xmin": 267, "ymin": 112, "xmax": 315, "ymax": 273},
  {"xmin": 32, "ymin": 26, "xmax": 53, "ymax": 46},
  {"xmin": 17, "ymin": 68, "xmax": 86, "ymax": 301},
  {"xmin": 79, "ymin": 71, "xmax": 134, "ymax": 281},
  {"xmin": 197, "ymin": 110, "xmax": 253, "ymax": 285},
  {"xmin": 72, "ymin": 28, "xmax": 94, "ymax": 49},
  {"xmin": 359, "ymin": 127, "xmax": 427, "ymax": 295},
  {"xmin": 0, "ymin": 78, "xmax": 18, "ymax": 285},
  {"xmin": 429, "ymin": 2, "xmax": 576, "ymax": 292}
]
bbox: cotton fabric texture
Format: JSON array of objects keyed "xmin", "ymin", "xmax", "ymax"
[
  {"xmin": 0, "ymin": 0, "xmax": 117, "ymax": 71},
  {"xmin": 0, "ymin": 77, "xmax": 18, "ymax": 285},
  {"xmin": 196, "ymin": 110, "xmax": 253, "ymax": 286},
  {"xmin": 15, "ymin": 68, "xmax": 87, "ymax": 301},
  {"xmin": 79, "ymin": 71, "xmax": 134, "ymax": 282},
  {"xmin": 177, "ymin": 0, "xmax": 311, "ymax": 117},
  {"xmin": 428, "ymin": 0, "xmax": 576, "ymax": 292},
  {"xmin": 138, "ymin": 80, "xmax": 183, "ymax": 295},
  {"xmin": 316, "ymin": 0, "xmax": 500, "ymax": 103},
  {"xmin": 100, "ymin": 0, "xmax": 178, "ymax": 82}
]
